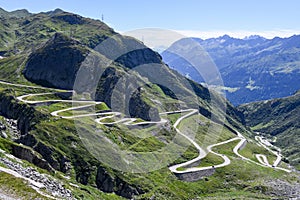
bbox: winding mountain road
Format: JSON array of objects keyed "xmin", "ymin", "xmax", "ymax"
[
  {"xmin": 255, "ymin": 135, "xmax": 287, "ymax": 170},
  {"xmin": 0, "ymin": 80, "xmax": 291, "ymax": 177},
  {"xmin": 17, "ymin": 92, "xmax": 168, "ymax": 125}
]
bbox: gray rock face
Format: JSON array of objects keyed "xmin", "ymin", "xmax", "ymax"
[
  {"xmin": 12, "ymin": 144, "xmax": 54, "ymax": 172},
  {"xmin": 96, "ymin": 167, "xmax": 114, "ymax": 193},
  {"xmin": 96, "ymin": 167, "xmax": 142, "ymax": 199},
  {"xmin": 0, "ymin": 94, "xmax": 68, "ymax": 173},
  {"xmin": 2, "ymin": 118, "xmax": 23, "ymax": 140},
  {"xmin": 129, "ymin": 88, "xmax": 160, "ymax": 121},
  {"xmin": 23, "ymin": 33, "xmax": 161, "ymax": 121},
  {"xmin": 115, "ymin": 177, "xmax": 140, "ymax": 199},
  {"xmin": 17, "ymin": 133, "xmax": 71, "ymax": 174},
  {"xmin": 0, "ymin": 116, "xmax": 53, "ymax": 172},
  {"xmin": 115, "ymin": 48, "xmax": 163, "ymax": 69},
  {"xmin": 94, "ymin": 67, "xmax": 160, "ymax": 121},
  {"xmin": 52, "ymin": 13, "xmax": 84, "ymax": 25},
  {"xmin": 24, "ymin": 33, "xmax": 87, "ymax": 89},
  {"xmin": 0, "ymin": 92, "xmax": 46, "ymax": 135}
]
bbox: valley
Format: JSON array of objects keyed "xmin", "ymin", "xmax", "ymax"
[
  {"xmin": 0, "ymin": 79, "xmax": 298, "ymax": 199},
  {"xmin": 0, "ymin": 7, "xmax": 299, "ymax": 200},
  {"xmin": 162, "ymin": 35, "xmax": 300, "ymax": 105}
]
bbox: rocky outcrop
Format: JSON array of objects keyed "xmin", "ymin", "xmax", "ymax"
[
  {"xmin": 115, "ymin": 177, "xmax": 141, "ymax": 199},
  {"xmin": 17, "ymin": 133, "xmax": 72, "ymax": 174},
  {"xmin": 23, "ymin": 33, "xmax": 88, "ymax": 89},
  {"xmin": 96, "ymin": 167, "xmax": 114, "ymax": 193},
  {"xmin": 94, "ymin": 66, "xmax": 160, "ymax": 121},
  {"xmin": 0, "ymin": 114, "xmax": 54, "ymax": 172},
  {"xmin": 23, "ymin": 33, "xmax": 161, "ymax": 121},
  {"xmin": 0, "ymin": 94, "xmax": 70, "ymax": 174},
  {"xmin": 129, "ymin": 88, "xmax": 160, "ymax": 121},
  {"xmin": 72, "ymin": 159, "xmax": 94, "ymax": 185},
  {"xmin": 96, "ymin": 167, "xmax": 143, "ymax": 199},
  {"xmin": 115, "ymin": 48, "xmax": 163, "ymax": 69},
  {"xmin": 52, "ymin": 13, "xmax": 84, "ymax": 25},
  {"xmin": 0, "ymin": 92, "xmax": 46, "ymax": 135},
  {"xmin": 12, "ymin": 144, "xmax": 54, "ymax": 172},
  {"xmin": 3, "ymin": 118, "xmax": 20, "ymax": 139},
  {"xmin": 0, "ymin": 92, "xmax": 66, "ymax": 173}
]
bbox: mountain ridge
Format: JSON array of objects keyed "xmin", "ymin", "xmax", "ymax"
[
  {"xmin": 161, "ymin": 34, "xmax": 300, "ymax": 105},
  {"xmin": 0, "ymin": 7, "xmax": 299, "ymax": 199},
  {"xmin": 238, "ymin": 91, "xmax": 300, "ymax": 170},
  {"xmin": 0, "ymin": 7, "xmax": 31, "ymax": 18}
]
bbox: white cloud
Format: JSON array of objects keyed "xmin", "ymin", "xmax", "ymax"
[{"xmin": 122, "ymin": 28, "xmax": 186, "ymax": 50}]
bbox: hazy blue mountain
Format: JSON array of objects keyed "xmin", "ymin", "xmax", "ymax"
[{"xmin": 162, "ymin": 35, "xmax": 300, "ymax": 105}]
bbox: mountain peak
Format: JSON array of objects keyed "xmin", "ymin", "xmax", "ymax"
[
  {"xmin": 243, "ymin": 35, "xmax": 266, "ymax": 40},
  {"xmin": 0, "ymin": 7, "xmax": 31, "ymax": 18},
  {"xmin": 44, "ymin": 8, "xmax": 65, "ymax": 16},
  {"xmin": 0, "ymin": 7, "xmax": 8, "ymax": 13},
  {"xmin": 53, "ymin": 8, "xmax": 64, "ymax": 13},
  {"xmin": 218, "ymin": 34, "xmax": 232, "ymax": 40}
]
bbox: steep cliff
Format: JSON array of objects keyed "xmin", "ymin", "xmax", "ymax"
[{"xmin": 24, "ymin": 33, "xmax": 88, "ymax": 89}]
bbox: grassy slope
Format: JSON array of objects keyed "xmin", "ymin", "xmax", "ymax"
[
  {"xmin": 239, "ymin": 92, "xmax": 300, "ymax": 169},
  {"xmin": 0, "ymin": 153, "xmax": 124, "ymax": 200},
  {"xmin": 0, "ymin": 8, "xmax": 298, "ymax": 199},
  {"xmin": 0, "ymin": 9, "xmax": 114, "ymax": 85},
  {"xmin": 0, "ymin": 172, "xmax": 50, "ymax": 200},
  {"xmin": 1, "ymin": 86, "xmax": 298, "ymax": 199}
]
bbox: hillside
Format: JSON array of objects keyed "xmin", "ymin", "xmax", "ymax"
[
  {"xmin": 0, "ymin": 8, "xmax": 299, "ymax": 199},
  {"xmin": 161, "ymin": 35, "xmax": 300, "ymax": 105},
  {"xmin": 239, "ymin": 91, "xmax": 300, "ymax": 170}
]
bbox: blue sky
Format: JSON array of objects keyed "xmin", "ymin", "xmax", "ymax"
[{"xmin": 1, "ymin": 0, "xmax": 300, "ymax": 38}]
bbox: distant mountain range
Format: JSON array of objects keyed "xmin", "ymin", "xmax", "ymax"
[
  {"xmin": 0, "ymin": 7, "xmax": 299, "ymax": 199},
  {"xmin": 162, "ymin": 34, "xmax": 300, "ymax": 105}
]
